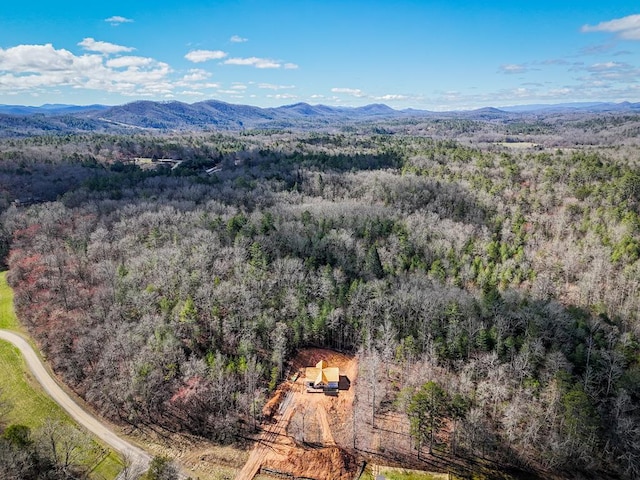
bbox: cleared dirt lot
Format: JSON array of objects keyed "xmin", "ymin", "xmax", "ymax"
[{"xmin": 236, "ymin": 348, "xmax": 359, "ymax": 480}]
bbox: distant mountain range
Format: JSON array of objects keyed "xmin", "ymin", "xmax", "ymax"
[
  {"xmin": 0, "ymin": 99, "xmax": 639, "ymax": 136},
  {"xmin": 0, "ymin": 103, "xmax": 110, "ymax": 115},
  {"xmin": 89, "ymin": 100, "xmax": 416, "ymax": 129},
  {"xmin": 499, "ymin": 101, "xmax": 640, "ymax": 113}
]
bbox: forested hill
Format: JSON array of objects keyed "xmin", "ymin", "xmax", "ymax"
[
  {"xmin": 2, "ymin": 98, "xmax": 640, "ymax": 136},
  {"xmin": 0, "ymin": 121, "xmax": 639, "ymax": 478},
  {"xmin": 0, "ymin": 100, "xmax": 416, "ymax": 135}
]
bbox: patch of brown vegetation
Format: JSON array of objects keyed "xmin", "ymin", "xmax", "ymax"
[{"xmin": 126, "ymin": 426, "xmax": 247, "ymax": 478}]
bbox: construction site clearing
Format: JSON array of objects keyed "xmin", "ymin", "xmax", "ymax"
[
  {"xmin": 131, "ymin": 348, "xmax": 456, "ymax": 480},
  {"xmin": 235, "ymin": 348, "xmax": 359, "ymax": 480}
]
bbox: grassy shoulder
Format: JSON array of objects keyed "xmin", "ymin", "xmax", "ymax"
[
  {"xmin": 0, "ymin": 272, "xmax": 123, "ymax": 479},
  {"xmin": 0, "ymin": 340, "xmax": 123, "ymax": 479},
  {"xmin": 0, "ymin": 271, "xmax": 19, "ymax": 330},
  {"xmin": 380, "ymin": 473, "xmax": 447, "ymax": 480},
  {"xmin": 362, "ymin": 466, "xmax": 452, "ymax": 480},
  {"xmin": 361, "ymin": 461, "xmax": 523, "ymax": 480},
  {"xmin": 0, "ymin": 341, "xmax": 67, "ymax": 428}
]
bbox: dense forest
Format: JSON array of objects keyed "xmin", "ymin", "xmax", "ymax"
[{"xmin": 1, "ymin": 114, "xmax": 639, "ymax": 479}]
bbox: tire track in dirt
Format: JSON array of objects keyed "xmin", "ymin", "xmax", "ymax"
[
  {"xmin": 235, "ymin": 392, "xmax": 297, "ymax": 480},
  {"xmin": 316, "ymin": 406, "xmax": 335, "ymax": 446}
]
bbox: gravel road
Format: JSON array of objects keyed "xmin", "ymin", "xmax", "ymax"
[{"xmin": 0, "ymin": 329, "xmax": 151, "ymax": 479}]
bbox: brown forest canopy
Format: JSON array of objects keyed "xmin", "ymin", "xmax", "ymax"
[{"xmin": 1, "ymin": 116, "xmax": 640, "ymax": 478}]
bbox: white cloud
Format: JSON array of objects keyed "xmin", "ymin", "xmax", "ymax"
[
  {"xmin": 579, "ymin": 43, "xmax": 616, "ymax": 55},
  {"xmin": 78, "ymin": 38, "xmax": 134, "ymax": 54},
  {"xmin": 185, "ymin": 50, "xmax": 228, "ymax": 63},
  {"xmin": 0, "ymin": 41, "xmax": 270, "ymax": 100},
  {"xmin": 230, "ymin": 35, "xmax": 248, "ymax": 43},
  {"xmin": 284, "ymin": 63, "xmax": 299, "ymax": 69},
  {"xmin": 0, "ymin": 44, "xmax": 84, "ymax": 72},
  {"xmin": 588, "ymin": 61, "xmax": 627, "ymax": 71},
  {"xmin": 0, "ymin": 42, "xmax": 172, "ymax": 96},
  {"xmin": 374, "ymin": 94, "xmax": 408, "ymax": 101},
  {"xmin": 224, "ymin": 57, "xmax": 281, "ymax": 68},
  {"xmin": 105, "ymin": 16, "xmax": 134, "ymax": 25},
  {"xmin": 582, "ymin": 14, "xmax": 640, "ymax": 40},
  {"xmin": 581, "ymin": 61, "xmax": 639, "ymax": 83},
  {"xmin": 258, "ymin": 83, "xmax": 295, "ymax": 90},
  {"xmin": 428, "ymin": 77, "xmax": 640, "ymax": 110},
  {"xmin": 511, "ymin": 87, "xmax": 533, "ymax": 97},
  {"xmin": 267, "ymin": 93, "xmax": 297, "ymax": 100},
  {"xmin": 181, "ymin": 81, "xmax": 220, "ymax": 89},
  {"xmin": 547, "ymin": 87, "xmax": 573, "ymax": 96},
  {"xmin": 106, "ymin": 56, "xmax": 153, "ymax": 68},
  {"xmin": 499, "ymin": 63, "xmax": 527, "ymax": 74},
  {"xmin": 175, "ymin": 69, "xmax": 219, "ymax": 90},
  {"xmin": 331, "ymin": 87, "xmax": 365, "ymax": 97},
  {"xmin": 180, "ymin": 69, "xmax": 211, "ymax": 82},
  {"xmin": 539, "ymin": 59, "xmax": 570, "ymax": 66}
]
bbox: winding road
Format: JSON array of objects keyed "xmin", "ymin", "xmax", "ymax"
[{"xmin": 0, "ymin": 329, "xmax": 151, "ymax": 478}]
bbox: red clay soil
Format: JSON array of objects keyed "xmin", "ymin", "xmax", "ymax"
[
  {"xmin": 288, "ymin": 348, "xmax": 354, "ymax": 375},
  {"xmin": 262, "ymin": 384, "xmax": 289, "ymax": 418},
  {"xmin": 263, "ymin": 445, "xmax": 358, "ymax": 480},
  {"xmin": 236, "ymin": 347, "xmax": 359, "ymax": 480}
]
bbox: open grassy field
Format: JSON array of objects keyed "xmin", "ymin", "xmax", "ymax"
[{"xmin": 0, "ymin": 272, "xmax": 123, "ymax": 479}]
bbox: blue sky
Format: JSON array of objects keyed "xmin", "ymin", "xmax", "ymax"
[{"xmin": 1, "ymin": 1, "xmax": 639, "ymax": 109}]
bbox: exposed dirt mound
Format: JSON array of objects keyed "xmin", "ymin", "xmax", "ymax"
[
  {"xmin": 289, "ymin": 348, "xmax": 353, "ymax": 374},
  {"xmin": 262, "ymin": 383, "xmax": 289, "ymax": 418},
  {"xmin": 263, "ymin": 445, "xmax": 358, "ymax": 480}
]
